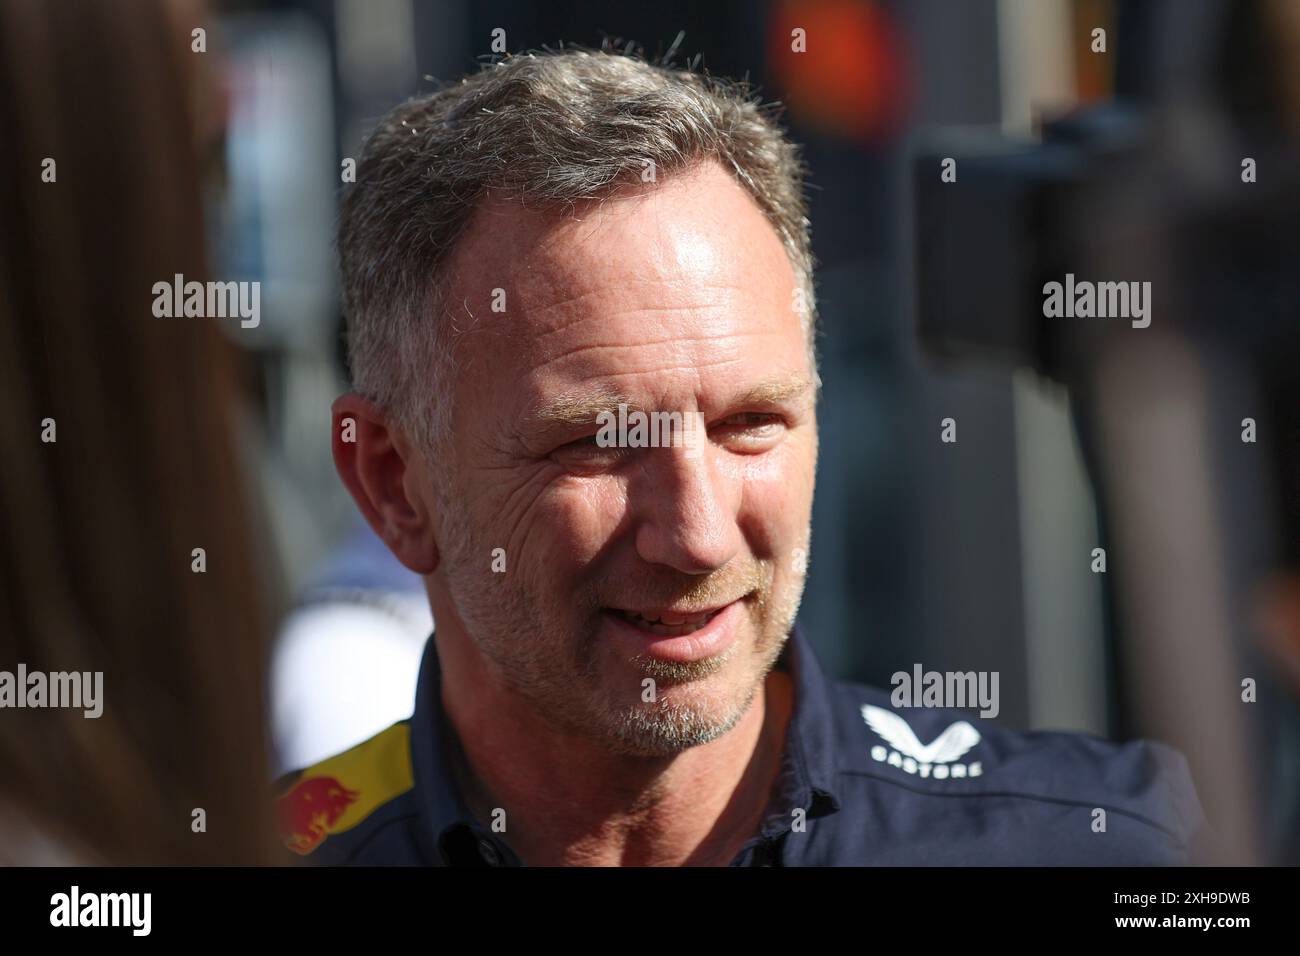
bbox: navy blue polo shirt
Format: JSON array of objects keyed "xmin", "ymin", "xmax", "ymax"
[{"xmin": 275, "ymin": 626, "xmax": 1206, "ymax": 865}]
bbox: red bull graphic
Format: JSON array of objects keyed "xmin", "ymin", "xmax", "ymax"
[{"xmin": 278, "ymin": 776, "xmax": 360, "ymax": 854}]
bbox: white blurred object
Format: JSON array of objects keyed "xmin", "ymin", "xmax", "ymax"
[
  {"xmin": 273, "ymin": 594, "xmax": 431, "ymax": 772},
  {"xmin": 271, "ymin": 522, "xmax": 432, "ymax": 772}
]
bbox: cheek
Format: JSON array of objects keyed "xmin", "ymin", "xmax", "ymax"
[
  {"xmin": 730, "ymin": 437, "xmax": 817, "ymax": 556},
  {"xmin": 515, "ymin": 477, "xmax": 628, "ymax": 581}
]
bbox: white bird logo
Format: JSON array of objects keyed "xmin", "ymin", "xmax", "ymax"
[{"xmin": 861, "ymin": 704, "xmax": 981, "ymax": 764}]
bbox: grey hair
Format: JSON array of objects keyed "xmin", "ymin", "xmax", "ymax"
[{"xmin": 338, "ymin": 45, "xmax": 818, "ymax": 459}]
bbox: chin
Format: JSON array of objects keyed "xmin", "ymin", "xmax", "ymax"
[
  {"xmin": 602, "ymin": 710, "xmax": 742, "ymax": 757},
  {"xmin": 594, "ymin": 670, "xmax": 757, "ymax": 756}
]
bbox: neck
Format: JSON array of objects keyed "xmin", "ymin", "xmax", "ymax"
[{"xmin": 436, "ymin": 629, "xmax": 794, "ymax": 866}]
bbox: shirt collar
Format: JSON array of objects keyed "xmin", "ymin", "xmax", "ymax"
[
  {"xmin": 409, "ymin": 634, "xmax": 516, "ymax": 865},
  {"xmin": 409, "ymin": 623, "xmax": 843, "ymax": 865},
  {"xmin": 764, "ymin": 623, "xmax": 843, "ymax": 831}
]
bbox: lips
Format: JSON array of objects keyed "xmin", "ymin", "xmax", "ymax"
[
  {"xmin": 609, "ymin": 606, "xmax": 725, "ymax": 637},
  {"xmin": 601, "ymin": 598, "xmax": 746, "ymax": 663}
]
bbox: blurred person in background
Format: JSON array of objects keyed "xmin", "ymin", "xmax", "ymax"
[{"xmin": 0, "ymin": 0, "xmax": 277, "ymax": 864}]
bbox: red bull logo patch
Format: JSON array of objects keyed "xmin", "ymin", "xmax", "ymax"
[{"xmin": 278, "ymin": 776, "xmax": 360, "ymax": 854}]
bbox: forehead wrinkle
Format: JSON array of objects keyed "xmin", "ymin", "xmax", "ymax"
[
  {"xmin": 537, "ymin": 328, "xmax": 778, "ymax": 366},
  {"xmin": 515, "ymin": 276, "xmax": 753, "ymax": 344}
]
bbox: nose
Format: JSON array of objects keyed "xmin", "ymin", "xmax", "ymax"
[{"xmin": 631, "ymin": 440, "xmax": 743, "ymax": 575}]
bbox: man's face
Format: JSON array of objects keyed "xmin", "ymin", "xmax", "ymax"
[{"xmin": 428, "ymin": 161, "xmax": 817, "ymax": 755}]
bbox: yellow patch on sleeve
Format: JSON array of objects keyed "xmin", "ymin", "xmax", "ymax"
[{"xmin": 277, "ymin": 722, "xmax": 414, "ymax": 854}]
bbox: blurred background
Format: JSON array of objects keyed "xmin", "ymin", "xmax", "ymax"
[{"xmin": 5, "ymin": 0, "xmax": 1299, "ymax": 864}]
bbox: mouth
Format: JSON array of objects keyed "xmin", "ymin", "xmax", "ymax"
[
  {"xmin": 599, "ymin": 597, "xmax": 749, "ymax": 664},
  {"xmin": 605, "ymin": 605, "xmax": 729, "ymax": 637}
]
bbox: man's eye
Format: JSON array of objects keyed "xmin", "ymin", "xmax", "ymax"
[
  {"xmin": 722, "ymin": 412, "xmax": 782, "ymax": 429},
  {"xmin": 715, "ymin": 413, "xmax": 785, "ymax": 451},
  {"xmin": 551, "ymin": 434, "xmax": 629, "ymax": 467},
  {"xmin": 718, "ymin": 412, "xmax": 784, "ymax": 433},
  {"xmin": 549, "ymin": 414, "xmax": 785, "ymax": 465}
]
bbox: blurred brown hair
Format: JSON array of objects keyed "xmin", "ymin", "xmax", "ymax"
[{"xmin": 0, "ymin": 0, "xmax": 277, "ymax": 863}]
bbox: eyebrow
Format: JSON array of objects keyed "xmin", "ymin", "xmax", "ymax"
[
  {"xmin": 519, "ymin": 376, "xmax": 814, "ymax": 436},
  {"xmin": 731, "ymin": 377, "xmax": 814, "ymax": 408}
]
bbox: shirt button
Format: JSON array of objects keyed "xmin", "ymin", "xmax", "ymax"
[
  {"xmin": 477, "ymin": 838, "xmax": 502, "ymax": 866},
  {"xmin": 753, "ymin": 841, "xmax": 778, "ymax": 866}
]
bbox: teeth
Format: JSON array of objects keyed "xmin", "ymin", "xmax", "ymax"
[{"xmin": 617, "ymin": 608, "xmax": 718, "ymax": 636}]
